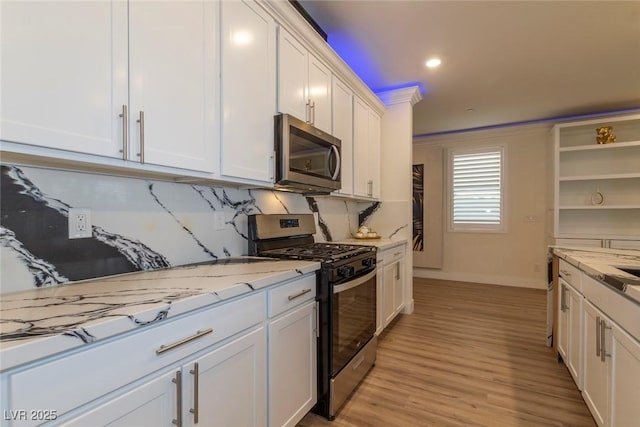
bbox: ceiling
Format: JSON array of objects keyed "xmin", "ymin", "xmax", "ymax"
[{"xmin": 298, "ymin": 0, "xmax": 640, "ymax": 136}]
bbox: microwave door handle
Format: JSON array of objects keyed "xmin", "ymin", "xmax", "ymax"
[{"xmin": 330, "ymin": 145, "xmax": 341, "ymax": 180}]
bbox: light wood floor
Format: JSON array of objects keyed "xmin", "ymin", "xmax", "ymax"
[{"xmin": 298, "ymin": 278, "xmax": 595, "ymax": 427}]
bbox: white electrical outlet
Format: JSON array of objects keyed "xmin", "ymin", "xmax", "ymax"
[
  {"xmin": 69, "ymin": 208, "xmax": 92, "ymax": 239},
  {"xmin": 214, "ymin": 211, "xmax": 226, "ymax": 231}
]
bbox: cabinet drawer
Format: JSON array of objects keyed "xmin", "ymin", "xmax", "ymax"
[
  {"xmin": 5, "ymin": 292, "xmax": 266, "ymax": 426},
  {"xmin": 559, "ymin": 259, "xmax": 582, "ymax": 291},
  {"xmin": 268, "ymin": 274, "xmax": 316, "ymax": 318},
  {"xmin": 379, "ymin": 245, "xmax": 405, "ymax": 266}
]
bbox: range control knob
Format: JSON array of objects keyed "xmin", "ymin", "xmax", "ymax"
[
  {"xmin": 337, "ymin": 265, "xmax": 355, "ymax": 278},
  {"xmin": 362, "ymin": 258, "xmax": 375, "ymax": 268}
]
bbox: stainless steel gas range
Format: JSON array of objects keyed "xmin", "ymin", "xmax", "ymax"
[{"xmin": 248, "ymin": 213, "xmax": 377, "ymax": 420}]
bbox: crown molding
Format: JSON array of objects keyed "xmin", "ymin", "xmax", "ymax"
[{"xmin": 376, "ymin": 86, "xmax": 422, "ymax": 107}]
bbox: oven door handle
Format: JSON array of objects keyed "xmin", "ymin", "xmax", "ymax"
[{"xmin": 333, "ymin": 269, "xmax": 376, "ymax": 294}]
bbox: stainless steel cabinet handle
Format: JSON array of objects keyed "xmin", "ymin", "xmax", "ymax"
[
  {"xmin": 137, "ymin": 110, "xmax": 145, "ymax": 163},
  {"xmin": 393, "ymin": 252, "xmax": 402, "ymax": 257},
  {"xmin": 156, "ymin": 329, "xmax": 213, "ymax": 355},
  {"xmin": 367, "ymin": 180, "xmax": 373, "ymax": 197},
  {"xmin": 189, "ymin": 363, "xmax": 199, "ymax": 423},
  {"xmin": 119, "ymin": 105, "xmax": 128, "ymax": 160},
  {"xmin": 311, "ymin": 100, "xmax": 316, "ymax": 124},
  {"xmin": 600, "ymin": 320, "xmax": 611, "ymax": 362},
  {"xmin": 306, "ymin": 100, "xmax": 311, "ymax": 123},
  {"xmin": 560, "ymin": 269, "xmax": 571, "ymax": 278},
  {"xmin": 596, "ymin": 316, "xmax": 601, "ymax": 357},
  {"xmin": 269, "ymin": 150, "xmax": 275, "ymax": 182},
  {"xmin": 395, "ymin": 262, "xmax": 400, "ymax": 280},
  {"xmin": 172, "ymin": 370, "xmax": 182, "ymax": 427},
  {"xmin": 560, "ymin": 285, "xmax": 566, "ymax": 312},
  {"xmin": 315, "ymin": 301, "xmax": 320, "ymax": 338},
  {"xmin": 288, "ymin": 288, "xmax": 312, "ymax": 301}
]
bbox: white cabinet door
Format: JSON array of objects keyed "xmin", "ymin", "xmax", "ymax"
[
  {"xmin": 610, "ymin": 323, "xmax": 640, "ymax": 427},
  {"xmin": 277, "ymin": 27, "xmax": 331, "ymax": 132},
  {"xmin": 565, "ymin": 286, "xmax": 584, "ymax": 390},
  {"xmin": 368, "ymin": 110, "xmax": 381, "ymax": 199},
  {"xmin": 268, "ymin": 301, "xmax": 317, "ymax": 427},
  {"xmin": 277, "ymin": 27, "xmax": 308, "ymax": 121},
  {"xmin": 567, "ymin": 284, "xmax": 583, "ymax": 389},
  {"xmin": 307, "ymin": 54, "xmax": 332, "ymax": 133},
  {"xmin": 62, "ymin": 370, "xmax": 176, "ymax": 427},
  {"xmin": 128, "ymin": 0, "xmax": 217, "ymax": 172},
  {"xmin": 220, "ymin": 0, "xmax": 276, "ymax": 183},
  {"xmin": 382, "ymin": 262, "xmax": 396, "ymax": 327},
  {"xmin": 353, "ymin": 96, "xmax": 370, "ymax": 197},
  {"xmin": 183, "ymin": 327, "xmax": 267, "ymax": 427},
  {"xmin": 558, "ymin": 281, "xmax": 570, "ymax": 361},
  {"xmin": 332, "ymin": 77, "xmax": 354, "ymax": 196},
  {"xmin": 583, "ymin": 301, "xmax": 610, "ymax": 427},
  {"xmin": 0, "ymin": 1, "xmax": 128, "ymax": 158},
  {"xmin": 392, "ymin": 259, "xmax": 404, "ymax": 316},
  {"xmin": 353, "ymin": 95, "xmax": 381, "ymax": 199}
]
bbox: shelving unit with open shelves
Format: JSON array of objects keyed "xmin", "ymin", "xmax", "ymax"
[{"xmin": 553, "ymin": 113, "xmax": 640, "ymax": 242}]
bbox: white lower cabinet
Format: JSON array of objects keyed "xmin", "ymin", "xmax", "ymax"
[
  {"xmin": 0, "ymin": 273, "xmax": 322, "ymax": 427},
  {"xmin": 583, "ymin": 301, "xmax": 609, "ymax": 427},
  {"xmin": 62, "ymin": 327, "xmax": 266, "ymax": 427},
  {"xmin": 582, "ymin": 300, "xmax": 640, "ymax": 427},
  {"xmin": 267, "ymin": 276, "xmax": 317, "ymax": 427},
  {"xmin": 557, "ymin": 278, "xmax": 583, "ymax": 388},
  {"xmin": 376, "ymin": 244, "xmax": 406, "ymax": 334},
  {"xmin": 61, "ymin": 370, "xmax": 176, "ymax": 427},
  {"xmin": 610, "ymin": 324, "xmax": 640, "ymax": 427}
]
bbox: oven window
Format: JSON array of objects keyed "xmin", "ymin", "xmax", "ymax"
[{"xmin": 332, "ymin": 273, "xmax": 376, "ymax": 375}]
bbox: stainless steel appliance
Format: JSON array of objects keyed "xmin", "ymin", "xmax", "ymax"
[
  {"xmin": 274, "ymin": 113, "xmax": 341, "ymax": 194},
  {"xmin": 248, "ymin": 214, "xmax": 377, "ymax": 420}
]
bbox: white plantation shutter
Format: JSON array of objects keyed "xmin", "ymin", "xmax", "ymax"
[{"xmin": 450, "ymin": 147, "xmax": 505, "ymax": 231}]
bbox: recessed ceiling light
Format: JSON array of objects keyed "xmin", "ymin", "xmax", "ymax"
[{"xmin": 425, "ymin": 58, "xmax": 441, "ymax": 68}]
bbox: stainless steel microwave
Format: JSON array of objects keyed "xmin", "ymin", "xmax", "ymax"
[{"xmin": 274, "ymin": 113, "xmax": 341, "ymax": 194}]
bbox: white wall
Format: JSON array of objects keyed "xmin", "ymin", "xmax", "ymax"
[{"xmin": 413, "ymin": 123, "xmax": 551, "ymax": 289}]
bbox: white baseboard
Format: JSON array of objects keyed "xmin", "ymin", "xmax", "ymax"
[
  {"xmin": 412, "ymin": 268, "xmax": 547, "ymax": 289},
  {"xmin": 401, "ymin": 299, "xmax": 414, "ymax": 315}
]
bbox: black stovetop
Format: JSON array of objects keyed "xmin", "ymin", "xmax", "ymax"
[{"xmin": 259, "ymin": 242, "xmax": 374, "ymax": 262}]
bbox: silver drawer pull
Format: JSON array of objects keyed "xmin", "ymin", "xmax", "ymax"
[
  {"xmin": 288, "ymin": 288, "xmax": 312, "ymax": 301},
  {"xmin": 393, "ymin": 252, "xmax": 402, "ymax": 257},
  {"xmin": 156, "ymin": 328, "xmax": 213, "ymax": 355}
]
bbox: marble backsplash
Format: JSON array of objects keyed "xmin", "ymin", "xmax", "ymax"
[{"xmin": 1, "ymin": 164, "xmax": 407, "ymax": 294}]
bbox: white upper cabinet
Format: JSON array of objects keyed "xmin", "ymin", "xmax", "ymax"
[
  {"xmin": 128, "ymin": 0, "xmax": 217, "ymax": 172},
  {"xmin": 331, "ymin": 77, "xmax": 354, "ymax": 196},
  {"xmin": 0, "ymin": 1, "xmax": 128, "ymax": 158},
  {"xmin": 220, "ymin": 0, "xmax": 276, "ymax": 184},
  {"xmin": 277, "ymin": 27, "xmax": 332, "ymax": 134},
  {"xmin": 1, "ymin": 0, "xmax": 217, "ymax": 174},
  {"xmin": 353, "ymin": 95, "xmax": 381, "ymax": 199}
]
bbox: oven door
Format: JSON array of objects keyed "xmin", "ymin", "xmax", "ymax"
[{"xmin": 331, "ymin": 269, "xmax": 377, "ymax": 376}]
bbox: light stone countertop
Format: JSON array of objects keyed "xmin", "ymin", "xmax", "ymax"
[
  {"xmin": 335, "ymin": 238, "xmax": 409, "ymax": 251},
  {"xmin": 551, "ymin": 246, "xmax": 640, "ymax": 303},
  {"xmin": 0, "ymin": 257, "xmax": 320, "ymax": 371}
]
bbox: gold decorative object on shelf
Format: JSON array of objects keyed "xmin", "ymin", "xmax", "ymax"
[{"xmin": 595, "ymin": 126, "xmax": 616, "ymax": 144}]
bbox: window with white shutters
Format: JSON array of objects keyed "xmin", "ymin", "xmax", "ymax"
[{"xmin": 449, "ymin": 146, "xmax": 506, "ymax": 232}]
